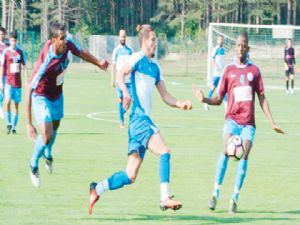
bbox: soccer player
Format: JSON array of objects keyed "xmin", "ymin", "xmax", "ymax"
[
  {"xmin": 284, "ymin": 39, "xmax": 295, "ymax": 94},
  {"xmin": 205, "ymin": 35, "xmax": 225, "ymax": 111},
  {"xmin": 0, "ymin": 27, "xmax": 9, "ymax": 119},
  {"xmin": 111, "ymin": 29, "xmax": 133, "ymax": 128},
  {"xmin": 192, "ymin": 31, "xmax": 285, "ymax": 213},
  {"xmin": 0, "ymin": 31, "xmax": 28, "ymax": 134},
  {"xmin": 26, "ymin": 22, "xmax": 109, "ymax": 188},
  {"xmin": 89, "ymin": 24, "xmax": 192, "ymax": 215}
]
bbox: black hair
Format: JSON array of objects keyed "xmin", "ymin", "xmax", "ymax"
[
  {"xmin": 0, "ymin": 27, "xmax": 6, "ymax": 34},
  {"xmin": 49, "ymin": 22, "xmax": 65, "ymax": 38},
  {"xmin": 10, "ymin": 31, "xmax": 18, "ymax": 39}
]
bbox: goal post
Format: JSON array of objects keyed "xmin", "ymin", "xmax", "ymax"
[{"xmin": 207, "ymin": 23, "xmax": 300, "ymax": 87}]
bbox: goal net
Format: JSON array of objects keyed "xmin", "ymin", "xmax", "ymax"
[{"xmin": 207, "ymin": 23, "xmax": 300, "ymax": 88}]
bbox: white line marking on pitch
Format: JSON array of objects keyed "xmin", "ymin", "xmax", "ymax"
[{"xmin": 86, "ymin": 111, "xmax": 119, "ymax": 124}]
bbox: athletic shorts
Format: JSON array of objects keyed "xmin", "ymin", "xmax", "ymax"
[
  {"xmin": 285, "ymin": 66, "xmax": 294, "ymax": 76},
  {"xmin": 117, "ymin": 83, "xmax": 132, "ymax": 99},
  {"xmin": 223, "ymin": 119, "xmax": 256, "ymax": 143},
  {"xmin": 5, "ymin": 84, "xmax": 21, "ymax": 103},
  {"xmin": 128, "ymin": 114, "xmax": 159, "ymax": 159},
  {"xmin": 32, "ymin": 93, "xmax": 64, "ymax": 125}
]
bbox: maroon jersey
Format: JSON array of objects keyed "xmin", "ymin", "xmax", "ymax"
[
  {"xmin": 0, "ymin": 42, "xmax": 9, "ymax": 76},
  {"xmin": 3, "ymin": 47, "xmax": 26, "ymax": 88},
  {"xmin": 30, "ymin": 37, "xmax": 82, "ymax": 100},
  {"xmin": 218, "ymin": 62, "xmax": 264, "ymax": 127}
]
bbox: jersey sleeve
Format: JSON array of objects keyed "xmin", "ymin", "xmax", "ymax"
[
  {"xmin": 218, "ymin": 67, "xmax": 228, "ymax": 98},
  {"xmin": 111, "ymin": 47, "xmax": 118, "ymax": 63},
  {"xmin": 67, "ymin": 37, "xmax": 82, "ymax": 57},
  {"xmin": 211, "ymin": 47, "xmax": 217, "ymax": 60},
  {"xmin": 254, "ymin": 68, "xmax": 264, "ymax": 96},
  {"xmin": 21, "ymin": 49, "xmax": 27, "ymax": 65},
  {"xmin": 127, "ymin": 52, "xmax": 141, "ymax": 71},
  {"xmin": 155, "ymin": 63, "xmax": 164, "ymax": 85}
]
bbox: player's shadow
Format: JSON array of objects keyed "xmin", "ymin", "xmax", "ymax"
[
  {"xmin": 59, "ymin": 132, "xmax": 105, "ymax": 135},
  {"xmin": 85, "ymin": 214, "xmax": 296, "ymax": 224}
]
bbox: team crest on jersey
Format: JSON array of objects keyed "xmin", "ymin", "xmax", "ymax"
[
  {"xmin": 240, "ymin": 74, "xmax": 245, "ymax": 84},
  {"xmin": 247, "ymin": 72, "xmax": 253, "ymax": 82}
]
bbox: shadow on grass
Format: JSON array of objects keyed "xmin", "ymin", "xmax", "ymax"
[
  {"xmin": 59, "ymin": 132, "xmax": 105, "ymax": 136},
  {"xmin": 83, "ymin": 214, "xmax": 297, "ymax": 224}
]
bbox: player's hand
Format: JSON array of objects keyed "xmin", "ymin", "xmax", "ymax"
[
  {"xmin": 27, "ymin": 123, "xmax": 37, "ymax": 141},
  {"xmin": 122, "ymin": 92, "xmax": 131, "ymax": 110},
  {"xmin": 98, "ymin": 60, "xmax": 109, "ymax": 71},
  {"xmin": 272, "ymin": 124, "xmax": 286, "ymax": 134},
  {"xmin": 192, "ymin": 84, "xmax": 204, "ymax": 102},
  {"xmin": 177, "ymin": 100, "xmax": 192, "ymax": 110}
]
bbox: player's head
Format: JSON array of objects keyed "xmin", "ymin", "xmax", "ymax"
[
  {"xmin": 136, "ymin": 24, "xmax": 156, "ymax": 58},
  {"xmin": 50, "ymin": 22, "xmax": 67, "ymax": 54},
  {"xmin": 0, "ymin": 27, "xmax": 6, "ymax": 42},
  {"xmin": 286, "ymin": 38, "xmax": 292, "ymax": 48},
  {"xmin": 119, "ymin": 29, "xmax": 126, "ymax": 46},
  {"xmin": 9, "ymin": 31, "xmax": 18, "ymax": 49},
  {"xmin": 236, "ymin": 31, "xmax": 249, "ymax": 63},
  {"xmin": 217, "ymin": 35, "xmax": 223, "ymax": 47}
]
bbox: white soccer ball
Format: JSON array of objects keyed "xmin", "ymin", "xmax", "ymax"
[{"xmin": 226, "ymin": 135, "xmax": 244, "ymax": 160}]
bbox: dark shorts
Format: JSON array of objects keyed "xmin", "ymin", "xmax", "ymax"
[{"xmin": 285, "ymin": 66, "xmax": 294, "ymax": 76}]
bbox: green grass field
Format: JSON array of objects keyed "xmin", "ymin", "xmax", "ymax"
[{"xmin": 0, "ymin": 63, "xmax": 299, "ymax": 225}]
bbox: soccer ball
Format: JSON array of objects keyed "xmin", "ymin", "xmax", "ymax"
[{"xmin": 226, "ymin": 135, "xmax": 244, "ymax": 160}]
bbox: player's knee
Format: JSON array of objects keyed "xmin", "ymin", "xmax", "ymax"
[
  {"xmin": 42, "ymin": 133, "xmax": 53, "ymax": 145},
  {"xmin": 161, "ymin": 148, "xmax": 171, "ymax": 155}
]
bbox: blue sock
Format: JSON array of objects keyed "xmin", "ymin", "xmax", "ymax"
[
  {"xmin": 208, "ymin": 90, "xmax": 214, "ymax": 99},
  {"xmin": 13, "ymin": 114, "xmax": 18, "ymax": 129},
  {"xmin": 108, "ymin": 171, "xmax": 131, "ymax": 190},
  {"xmin": 30, "ymin": 135, "xmax": 47, "ymax": 169},
  {"xmin": 159, "ymin": 153, "xmax": 171, "ymax": 183},
  {"xmin": 6, "ymin": 112, "xmax": 11, "ymax": 125},
  {"xmin": 232, "ymin": 159, "xmax": 248, "ymax": 201},
  {"xmin": 44, "ymin": 129, "xmax": 57, "ymax": 160},
  {"xmin": 118, "ymin": 102, "xmax": 124, "ymax": 124},
  {"xmin": 213, "ymin": 153, "xmax": 229, "ymax": 198}
]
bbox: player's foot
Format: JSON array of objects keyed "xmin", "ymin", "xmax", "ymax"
[
  {"xmin": 229, "ymin": 199, "xmax": 237, "ymax": 213},
  {"xmin": 45, "ymin": 157, "xmax": 53, "ymax": 174},
  {"xmin": 0, "ymin": 109, "xmax": 4, "ymax": 119},
  {"xmin": 160, "ymin": 196, "xmax": 182, "ymax": 211},
  {"xmin": 6, "ymin": 125, "xmax": 12, "ymax": 134},
  {"xmin": 208, "ymin": 195, "xmax": 217, "ymax": 210},
  {"xmin": 120, "ymin": 123, "xmax": 125, "ymax": 129},
  {"xmin": 286, "ymin": 89, "xmax": 289, "ymax": 95},
  {"xmin": 204, "ymin": 103, "xmax": 210, "ymax": 111},
  {"xmin": 291, "ymin": 89, "xmax": 294, "ymax": 95},
  {"xmin": 89, "ymin": 182, "xmax": 99, "ymax": 215},
  {"xmin": 30, "ymin": 167, "xmax": 40, "ymax": 188},
  {"xmin": 12, "ymin": 129, "xmax": 16, "ymax": 134}
]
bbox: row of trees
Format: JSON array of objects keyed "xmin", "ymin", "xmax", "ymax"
[{"xmin": 0, "ymin": 0, "xmax": 299, "ymax": 41}]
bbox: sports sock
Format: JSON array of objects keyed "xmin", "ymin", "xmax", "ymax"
[
  {"xmin": 44, "ymin": 129, "xmax": 57, "ymax": 160},
  {"xmin": 286, "ymin": 80, "xmax": 289, "ymax": 90},
  {"xmin": 13, "ymin": 114, "xmax": 18, "ymax": 129},
  {"xmin": 107, "ymin": 170, "xmax": 131, "ymax": 190},
  {"xmin": 232, "ymin": 159, "xmax": 248, "ymax": 201},
  {"xmin": 30, "ymin": 135, "xmax": 47, "ymax": 169},
  {"xmin": 6, "ymin": 111, "xmax": 11, "ymax": 125},
  {"xmin": 213, "ymin": 153, "xmax": 229, "ymax": 198},
  {"xmin": 291, "ymin": 80, "xmax": 294, "ymax": 89},
  {"xmin": 159, "ymin": 153, "xmax": 171, "ymax": 201},
  {"xmin": 208, "ymin": 89, "xmax": 214, "ymax": 99}
]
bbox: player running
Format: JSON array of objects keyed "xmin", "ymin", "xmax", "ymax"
[
  {"xmin": 284, "ymin": 39, "xmax": 296, "ymax": 95},
  {"xmin": 111, "ymin": 29, "xmax": 133, "ymax": 128},
  {"xmin": 27, "ymin": 22, "xmax": 109, "ymax": 188},
  {"xmin": 89, "ymin": 24, "xmax": 192, "ymax": 215},
  {"xmin": 205, "ymin": 35, "xmax": 225, "ymax": 111},
  {"xmin": 0, "ymin": 27, "xmax": 9, "ymax": 119},
  {"xmin": 193, "ymin": 31, "xmax": 285, "ymax": 213},
  {"xmin": 0, "ymin": 31, "xmax": 28, "ymax": 134}
]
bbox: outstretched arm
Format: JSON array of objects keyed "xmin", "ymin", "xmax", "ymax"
[
  {"xmin": 79, "ymin": 49, "xmax": 109, "ymax": 71},
  {"xmin": 116, "ymin": 63, "xmax": 132, "ymax": 110},
  {"xmin": 111, "ymin": 63, "xmax": 116, "ymax": 88},
  {"xmin": 156, "ymin": 80, "xmax": 192, "ymax": 110},
  {"xmin": 192, "ymin": 84, "xmax": 223, "ymax": 105},
  {"xmin": 258, "ymin": 94, "xmax": 285, "ymax": 134}
]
